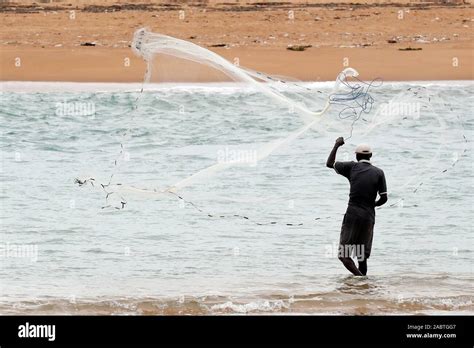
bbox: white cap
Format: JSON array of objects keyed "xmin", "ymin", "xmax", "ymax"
[{"xmin": 355, "ymin": 144, "xmax": 372, "ymax": 154}]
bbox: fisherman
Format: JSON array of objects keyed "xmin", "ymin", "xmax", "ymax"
[{"xmin": 326, "ymin": 137, "xmax": 387, "ymax": 276}]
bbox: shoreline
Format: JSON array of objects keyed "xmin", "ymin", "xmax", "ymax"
[{"xmin": 1, "ymin": 80, "xmax": 473, "ymax": 94}]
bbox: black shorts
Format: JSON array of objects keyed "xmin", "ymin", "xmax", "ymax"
[{"xmin": 339, "ymin": 213, "xmax": 374, "ymax": 260}]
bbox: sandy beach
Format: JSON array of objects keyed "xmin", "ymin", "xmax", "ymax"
[{"xmin": 1, "ymin": 0, "xmax": 473, "ymax": 82}]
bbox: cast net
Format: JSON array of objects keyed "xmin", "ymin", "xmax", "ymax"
[{"xmin": 76, "ymin": 28, "xmax": 467, "ymax": 225}]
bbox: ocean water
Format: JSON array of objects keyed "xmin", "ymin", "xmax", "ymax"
[{"xmin": 0, "ymin": 81, "xmax": 473, "ymax": 315}]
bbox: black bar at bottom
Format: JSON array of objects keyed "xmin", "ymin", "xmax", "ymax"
[{"xmin": 0, "ymin": 315, "xmax": 472, "ymax": 346}]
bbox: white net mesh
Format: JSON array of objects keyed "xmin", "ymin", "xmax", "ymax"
[{"xmin": 76, "ymin": 28, "xmax": 468, "ymax": 221}]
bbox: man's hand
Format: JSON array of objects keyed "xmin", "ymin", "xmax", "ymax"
[
  {"xmin": 335, "ymin": 137, "xmax": 345, "ymax": 148},
  {"xmin": 326, "ymin": 136, "xmax": 345, "ymax": 168}
]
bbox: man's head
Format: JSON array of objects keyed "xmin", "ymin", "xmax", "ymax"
[{"xmin": 355, "ymin": 144, "xmax": 372, "ymax": 161}]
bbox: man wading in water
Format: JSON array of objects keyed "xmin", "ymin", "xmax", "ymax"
[{"xmin": 326, "ymin": 137, "xmax": 387, "ymax": 276}]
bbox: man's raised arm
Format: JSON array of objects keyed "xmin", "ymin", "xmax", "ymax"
[{"xmin": 326, "ymin": 137, "xmax": 345, "ymax": 168}]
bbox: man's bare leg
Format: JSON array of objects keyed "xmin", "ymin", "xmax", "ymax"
[
  {"xmin": 338, "ymin": 257, "xmax": 364, "ymax": 276},
  {"xmin": 358, "ymin": 259, "xmax": 367, "ymax": 276}
]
